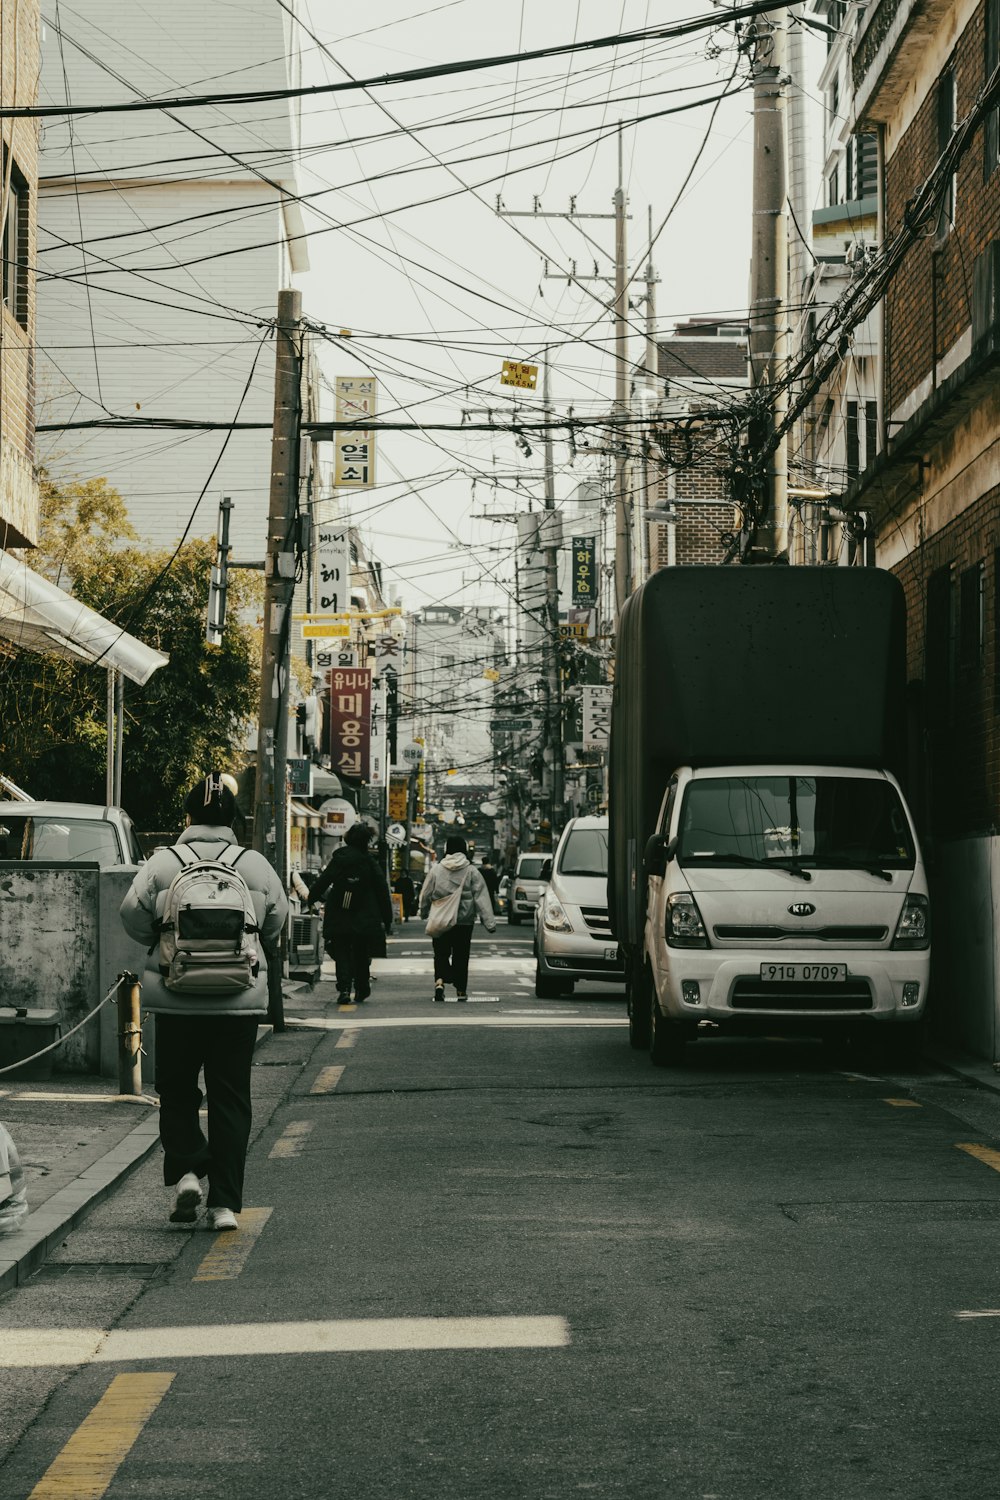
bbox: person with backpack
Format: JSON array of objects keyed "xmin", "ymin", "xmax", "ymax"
[
  {"xmin": 308, "ymin": 822, "xmax": 393, "ymax": 1003},
  {"xmin": 119, "ymin": 774, "xmax": 287, "ymax": 1232},
  {"xmin": 419, "ymin": 835, "xmax": 496, "ymax": 1001}
]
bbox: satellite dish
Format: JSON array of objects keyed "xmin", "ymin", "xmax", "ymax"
[{"xmin": 480, "ymin": 801, "xmax": 498, "ymax": 816}]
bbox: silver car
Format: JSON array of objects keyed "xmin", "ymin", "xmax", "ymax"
[
  {"xmin": 533, "ymin": 815, "xmax": 624, "ymax": 997},
  {"xmin": 507, "ymin": 852, "xmax": 549, "ymax": 925},
  {"xmin": 0, "ymin": 802, "xmax": 145, "ymax": 866}
]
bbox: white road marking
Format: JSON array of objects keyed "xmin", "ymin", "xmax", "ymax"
[
  {"xmin": 371, "ymin": 959, "xmax": 536, "ymax": 975},
  {"xmin": 0, "ymin": 1317, "xmax": 570, "ymax": 1367},
  {"xmin": 955, "ymin": 1310, "xmax": 1000, "ymax": 1319},
  {"xmin": 287, "ymin": 1015, "xmax": 626, "ymax": 1031}
]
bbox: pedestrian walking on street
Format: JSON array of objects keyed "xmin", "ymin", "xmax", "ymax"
[
  {"xmin": 119, "ymin": 774, "xmax": 288, "ymax": 1232},
  {"xmin": 309, "ymin": 822, "xmax": 393, "ymax": 1003},
  {"xmin": 479, "ymin": 857, "xmax": 500, "ymax": 913},
  {"xmin": 419, "ymin": 835, "xmax": 496, "ymax": 1001}
]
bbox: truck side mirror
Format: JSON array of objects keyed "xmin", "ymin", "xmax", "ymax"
[
  {"xmin": 540, "ymin": 858, "xmax": 552, "ymax": 880},
  {"xmin": 644, "ymin": 833, "xmax": 670, "ymax": 877}
]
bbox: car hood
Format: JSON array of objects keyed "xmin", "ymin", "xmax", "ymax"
[
  {"xmin": 551, "ymin": 873, "xmax": 608, "ymax": 905},
  {"xmin": 681, "ymin": 866, "xmax": 916, "ymax": 946}
]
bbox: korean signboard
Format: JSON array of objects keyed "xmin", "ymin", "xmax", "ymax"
[
  {"xmin": 571, "ymin": 535, "xmax": 597, "ymax": 607},
  {"xmin": 315, "ymin": 526, "xmax": 350, "ymax": 614},
  {"xmin": 369, "ymin": 676, "xmax": 388, "ymax": 789},
  {"xmin": 500, "ymin": 359, "xmax": 538, "ymax": 390},
  {"xmin": 582, "ymin": 684, "xmax": 613, "ymax": 752},
  {"xmin": 327, "ymin": 666, "xmax": 372, "ymax": 781},
  {"xmin": 389, "ymin": 774, "xmax": 409, "ymax": 821},
  {"xmin": 334, "ymin": 376, "xmax": 376, "ymax": 489}
]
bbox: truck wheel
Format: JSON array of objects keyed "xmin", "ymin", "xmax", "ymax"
[
  {"xmin": 628, "ymin": 962, "xmax": 652, "ymax": 1050},
  {"xmin": 535, "ymin": 964, "xmax": 563, "ymax": 999},
  {"xmin": 649, "ymin": 988, "xmax": 686, "ymax": 1068}
]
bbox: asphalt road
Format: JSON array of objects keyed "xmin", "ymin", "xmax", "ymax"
[{"xmin": 4, "ymin": 921, "xmax": 1000, "ymax": 1498}]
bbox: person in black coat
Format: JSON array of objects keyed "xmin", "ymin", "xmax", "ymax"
[{"xmin": 309, "ymin": 823, "xmax": 393, "ymax": 1002}]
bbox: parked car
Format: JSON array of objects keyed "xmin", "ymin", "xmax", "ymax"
[
  {"xmin": 507, "ymin": 852, "xmax": 550, "ymax": 925},
  {"xmin": 0, "ymin": 802, "xmax": 145, "ymax": 866},
  {"xmin": 533, "ymin": 815, "xmax": 625, "ymax": 998},
  {"xmin": 497, "ymin": 874, "xmax": 510, "ymax": 914}
]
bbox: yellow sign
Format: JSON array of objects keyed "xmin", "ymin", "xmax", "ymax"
[
  {"xmin": 482, "ymin": 667, "xmax": 500, "ymax": 682},
  {"xmin": 559, "ymin": 621, "xmax": 589, "ymax": 639},
  {"xmin": 388, "ymin": 776, "xmax": 409, "ymax": 821},
  {"xmin": 302, "ymin": 624, "xmax": 351, "ymax": 638},
  {"xmin": 501, "ymin": 360, "xmax": 538, "ymax": 390}
]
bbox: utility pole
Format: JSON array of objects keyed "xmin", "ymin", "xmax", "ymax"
[
  {"xmin": 254, "ymin": 288, "xmax": 302, "ymax": 881},
  {"xmin": 541, "ymin": 356, "xmax": 564, "ymax": 834},
  {"xmin": 613, "ymin": 127, "xmax": 631, "ymax": 616},
  {"xmin": 747, "ymin": 13, "xmax": 787, "ymax": 558}
]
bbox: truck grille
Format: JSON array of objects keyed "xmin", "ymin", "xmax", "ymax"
[
  {"xmin": 580, "ymin": 905, "xmax": 613, "ymax": 940},
  {"xmin": 730, "ymin": 978, "xmax": 874, "ymax": 1011},
  {"xmin": 714, "ymin": 925, "xmax": 888, "ymax": 943}
]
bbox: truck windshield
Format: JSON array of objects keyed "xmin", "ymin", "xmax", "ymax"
[
  {"xmin": 558, "ymin": 827, "xmax": 608, "ymax": 877},
  {"xmin": 0, "ymin": 816, "xmax": 121, "ymax": 866},
  {"xmin": 676, "ymin": 776, "xmax": 915, "ymax": 870}
]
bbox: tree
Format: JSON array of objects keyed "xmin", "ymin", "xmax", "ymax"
[{"xmin": 0, "ymin": 477, "xmax": 262, "ymax": 830}]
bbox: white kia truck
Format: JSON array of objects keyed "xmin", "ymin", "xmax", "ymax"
[{"xmin": 608, "ymin": 566, "xmax": 930, "ymax": 1066}]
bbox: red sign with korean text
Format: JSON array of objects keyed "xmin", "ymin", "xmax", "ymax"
[{"xmin": 326, "ymin": 666, "xmax": 372, "ymax": 782}]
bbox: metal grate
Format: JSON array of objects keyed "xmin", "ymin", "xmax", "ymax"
[
  {"xmin": 730, "ymin": 978, "xmax": 873, "ymax": 1011},
  {"xmin": 714, "ymin": 925, "xmax": 888, "ymax": 942}
]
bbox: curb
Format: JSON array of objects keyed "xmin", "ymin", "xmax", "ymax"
[
  {"xmin": 926, "ymin": 1043, "xmax": 1000, "ymax": 1097},
  {"xmin": 0, "ymin": 1024, "xmax": 277, "ymax": 1297}
]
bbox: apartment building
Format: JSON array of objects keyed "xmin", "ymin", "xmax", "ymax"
[
  {"xmin": 845, "ymin": 0, "xmax": 1000, "ymax": 1055},
  {"xmin": 34, "ymin": 0, "xmax": 308, "ymax": 561}
]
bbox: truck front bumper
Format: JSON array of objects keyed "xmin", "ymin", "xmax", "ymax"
[{"xmin": 656, "ymin": 948, "xmax": 930, "ymax": 1025}]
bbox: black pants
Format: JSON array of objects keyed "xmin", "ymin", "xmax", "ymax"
[
  {"xmin": 327, "ymin": 936, "xmax": 371, "ymax": 999},
  {"xmin": 432, "ymin": 924, "xmax": 474, "ymax": 991},
  {"xmin": 154, "ymin": 1013, "xmax": 259, "ymax": 1211}
]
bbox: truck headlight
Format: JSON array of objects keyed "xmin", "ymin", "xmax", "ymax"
[
  {"xmin": 892, "ymin": 893, "xmax": 930, "ymax": 950},
  {"xmin": 666, "ymin": 892, "xmax": 709, "ymax": 949},
  {"xmin": 543, "ymin": 898, "xmax": 573, "ymax": 933}
]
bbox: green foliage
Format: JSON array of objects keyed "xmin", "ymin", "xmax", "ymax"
[{"xmin": 0, "ymin": 478, "xmax": 262, "ymax": 830}]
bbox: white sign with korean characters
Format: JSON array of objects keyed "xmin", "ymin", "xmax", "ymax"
[
  {"xmin": 315, "ymin": 526, "xmax": 351, "ymax": 614},
  {"xmin": 582, "ymin": 684, "xmax": 613, "ymax": 751},
  {"xmin": 334, "ymin": 376, "xmax": 377, "ymax": 489}
]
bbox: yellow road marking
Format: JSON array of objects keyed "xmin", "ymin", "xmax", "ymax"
[
  {"xmin": 334, "ymin": 1029, "xmax": 359, "ymax": 1049},
  {"xmin": 883, "ymin": 1097, "xmax": 922, "ymax": 1108},
  {"xmin": 192, "ymin": 1207, "xmax": 272, "ymax": 1282},
  {"xmin": 28, "ymin": 1372, "xmax": 174, "ymax": 1498},
  {"xmin": 310, "ymin": 1064, "xmax": 345, "ymax": 1094},
  {"xmin": 337, "ymin": 1003, "xmax": 357, "ymax": 1012},
  {"xmin": 956, "ymin": 1142, "xmax": 1000, "ymax": 1173},
  {"xmin": 269, "ymin": 1121, "xmax": 314, "ymax": 1159}
]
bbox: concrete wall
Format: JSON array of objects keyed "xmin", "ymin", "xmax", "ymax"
[
  {"xmin": 933, "ymin": 835, "xmax": 1000, "ymax": 1062},
  {"xmin": 0, "ymin": 864, "xmax": 148, "ymax": 1078}
]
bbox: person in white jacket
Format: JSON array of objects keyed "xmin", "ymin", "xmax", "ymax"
[{"xmin": 418, "ymin": 835, "xmax": 496, "ymax": 1001}]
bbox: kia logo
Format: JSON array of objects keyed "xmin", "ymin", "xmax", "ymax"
[{"xmin": 788, "ymin": 903, "xmax": 816, "ymax": 917}]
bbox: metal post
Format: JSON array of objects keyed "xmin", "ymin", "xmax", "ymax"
[
  {"xmin": 613, "ymin": 127, "xmax": 631, "ymax": 617},
  {"xmin": 542, "ymin": 357, "xmax": 564, "ymax": 835},
  {"xmin": 116, "ymin": 971, "xmax": 143, "ymax": 1097},
  {"xmin": 105, "ymin": 668, "xmax": 115, "ymax": 804},
  {"xmin": 113, "ymin": 670, "xmax": 124, "ymax": 805}
]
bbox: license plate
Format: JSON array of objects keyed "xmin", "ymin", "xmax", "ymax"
[
  {"xmin": 760, "ymin": 963, "xmax": 847, "ymax": 983},
  {"xmin": 605, "ymin": 946, "xmax": 618, "ymax": 962}
]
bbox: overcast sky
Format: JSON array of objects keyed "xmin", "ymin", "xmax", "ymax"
[{"xmin": 291, "ymin": 2, "xmax": 791, "ymax": 616}]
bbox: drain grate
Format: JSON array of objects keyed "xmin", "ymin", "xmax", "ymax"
[{"xmin": 33, "ymin": 1262, "xmax": 166, "ymax": 1281}]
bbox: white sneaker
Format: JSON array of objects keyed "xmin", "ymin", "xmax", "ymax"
[
  {"xmin": 169, "ymin": 1172, "xmax": 203, "ymax": 1224},
  {"xmin": 206, "ymin": 1206, "xmax": 238, "ymax": 1231}
]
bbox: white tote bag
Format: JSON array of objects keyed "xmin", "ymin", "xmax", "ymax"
[{"xmin": 425, "ymin": 868, "xmax": 471, "ymax": 938}]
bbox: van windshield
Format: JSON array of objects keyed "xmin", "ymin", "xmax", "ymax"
[
  {"xmin": 677, "ymin": 776, "xmax": 916, "ymax": 870},
  {"xmin": 558, "ymin": 827, "xmax": 609, "ymax": 877},
  {"xmin": 0, "ymin": 816, "xmax": 121, "ymax": 867}
]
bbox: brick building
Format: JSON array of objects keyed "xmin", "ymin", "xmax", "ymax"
[
  {"xmin": 847, "ymin": 0, "xmax": 1000, "ymax": 1055},
  {"xmin": 646, "ymin": 320, "xmax": 748, "ymax": 573},
  {"xmin": 0, "ymin": 0, "xmax": 39, "ymax": 551}
]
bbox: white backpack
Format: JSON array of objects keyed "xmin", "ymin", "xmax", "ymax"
[{"xmin": 158, "ymin": 843, "xmax": 261, "ymax": 994}]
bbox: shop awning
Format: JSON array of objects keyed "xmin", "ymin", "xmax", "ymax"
[
  {"xmin": 0, "ymin": 552, "xmax": 168, "ymax": 686},
  {"xmin": 290, "ymin": 799, "xmax": 322, "ymax": 827}
]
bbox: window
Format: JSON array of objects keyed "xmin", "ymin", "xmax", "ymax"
[
  {"xmin": 958, "ymin": 562, "xmax": 986, "ymax": 668},
  {"xmin": 865, "ymin": 400, "xmax": 878, "ymax": 467},
  {"xmin": 937, "ymin": 64, "xmax": 957, "ymax": 237},
  {"xmin": 855, "ymin": 132, "xmax": 878, "ymax": 199},
  {"xmin": 846, "ymin": 401, "xmax": 860, "ymax": 480},
  {"xmin": 1, "ymin": 160, "xmax": 28, "ymax": 326},
  {"xmin": 828, "ymin": 165, "xmax": 840, "ymax": 208},
  {"xmin": 987, "ymin": 0, "xmax": 1000, "ymax": 178}
]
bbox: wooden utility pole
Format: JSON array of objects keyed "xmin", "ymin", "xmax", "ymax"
[
  {"xmin": 613, "ymin": 127, "xmax": 631, "ymax": 617},
  {"xmin": 747, "ymin": 13, "xmax": 787, "ymax": 558},
  {"xmin": 541, "ymin": 356, "xmax": 564, "ymax": 832},
  {"xmin": 254, "ymin": 288, "xmax": 302, "ymax": 879}
]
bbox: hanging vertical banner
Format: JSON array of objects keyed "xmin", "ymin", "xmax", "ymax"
[
  {"xmin": 334, "ymin": 376, "xmax": 377, "ymax": 489},
  {"xmin": 327, "ymin": 666, "xmax": 372, "ymax": 781},
  {"xmin": 315, "ymin": 526, "xmax": 351, "ymax": 613},
  {"xmin": 373, "ymin": 632, "xmax": 402, "ymax": 670},
  {"xmin": 369, "ymin": 676, "xmax": 388, "ymax": 788},
  {"xmin": 582, "ymin": 684, "xmax": 613, "ymax": 751},
  {"xmin": 571, "ymin": 536, "xmax": 598, "ymax": 606}
]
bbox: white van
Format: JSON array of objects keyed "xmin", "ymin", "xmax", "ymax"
[{"xmin": 534, "ymin": 816, "xmax": 625, "ymax": 998}]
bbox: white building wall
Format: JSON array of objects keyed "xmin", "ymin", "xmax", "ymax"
[{"xmin": 35, "ymin": 1, "xmax": 305, "ymax": 560}]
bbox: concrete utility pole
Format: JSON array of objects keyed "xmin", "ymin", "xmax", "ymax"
[
  {"xmin": 747, "ymin": 13, "xmax": 787, "ymax": 558},
  {"xmin": 254, "ymin": 288, "xmax": 302, "ymax": 880},
  {"xmin": 542, "ymin": 356, "xmax": 564, "ymax": 832},
  {"xmin": 613, "ymin": 127, "xmax": 631, "ymax": 616}
]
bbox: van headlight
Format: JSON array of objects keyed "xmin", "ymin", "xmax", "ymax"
[
  {"xmin": 666, "ymin": 892, "xmax": 709, "ymax": 948},
  {"xmin": 543, "ymin": 898, "xmax": 573, "ymax": 933},
  {"xmin": 892, "ymin": 893, "xmax": 930, "ymax": 949}
]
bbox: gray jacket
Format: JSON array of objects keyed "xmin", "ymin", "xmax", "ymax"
[
  {"xmin": 419, "ymin": 854, "xmax": 496, "ymax": 930},
  {"xmin": 119, "ymin": 824, "xmax": 288, "ymax": 1016}
]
